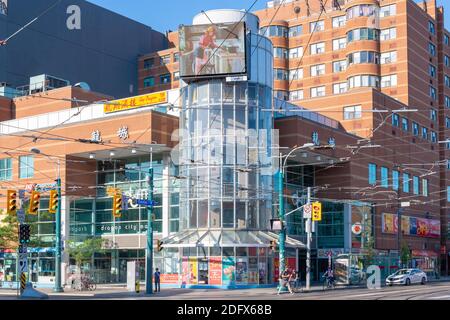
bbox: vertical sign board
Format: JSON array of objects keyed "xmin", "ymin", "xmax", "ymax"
[{"xmin": 312, "ymin": 202, "xmax": 322, "ymax": 222}]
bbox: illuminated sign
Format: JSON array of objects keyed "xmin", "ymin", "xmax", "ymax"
[
  {"xmin": 0, "ymin": 0, "xmax": 7, "ymax": 15},
  {"xmin": 179, "ymin": 22, "xmax": 247, "ymax": 79},
  {"xmin": 104, "ymin": 91, "xmax": 168, "ymax": 114}
]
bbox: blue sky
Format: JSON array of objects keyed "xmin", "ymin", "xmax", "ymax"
[{"xmin": 88, "ymin": 0, "xmax": 449, "ymax": 33}]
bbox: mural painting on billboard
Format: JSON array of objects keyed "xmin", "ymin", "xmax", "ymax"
[{"xmin": 382, "ymin": 213, "xmax": 440, "ymax": 238}]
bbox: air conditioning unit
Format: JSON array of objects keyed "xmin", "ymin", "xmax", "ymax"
[{"xmin": 28, "ymin": 74, "xmax": 70, "ymax": 95}]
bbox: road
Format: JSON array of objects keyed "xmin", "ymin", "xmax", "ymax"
[{"xmin": 1, "ymin": 281, "xmax": 450, "ymax": 300}]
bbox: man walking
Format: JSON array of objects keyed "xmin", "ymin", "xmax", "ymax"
[{"xmin": 154, "ymin": 268, "xmax": 161, "ymax": 293}]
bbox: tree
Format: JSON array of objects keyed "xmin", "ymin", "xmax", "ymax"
[
  {"xmin": 0, "ymin": 209, "xmax": 19, "ymax": 249},
  {"xmin": 400, "ymin": 241, "xmax": 411, "ymax": 268},
  {"xmin": 67, "ymin": 238, "xmax": 109, "ymax": 274}
]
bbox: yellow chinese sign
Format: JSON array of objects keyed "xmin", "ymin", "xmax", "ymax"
[
  {"xmin": 104, "ymin": 91, "xmax": 168, "ymax": 114},
  {"xmin": 312, "ymin": 202, "xmax": 322, "ymax": 222}
]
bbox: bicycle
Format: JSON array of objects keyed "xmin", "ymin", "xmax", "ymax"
[
  {"xmin": 290, "ymin": 279, "xmax": 303, "ymax": 294},
  {"xmin": 322, "ymin": 276, "xmax": 336, "ymax": 291},
  {"xmin": 73, "ymin": 275, "xmax": 97, "ymax": 291}
]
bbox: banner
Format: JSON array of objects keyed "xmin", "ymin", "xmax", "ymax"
[
  {"xmin": 208, "ymin": 257, "xmax": 222, "ymax": 286},
  {"xmin": 160, "ymin": 274, "xmax": 179, "ymax": 284},
  {"xmin": 104, "ymin": 91, "xmax": 168, "ymax": 114},
  {"xmin": 382, "ymin": 213, "xmax": 440, "ymax": 238}
]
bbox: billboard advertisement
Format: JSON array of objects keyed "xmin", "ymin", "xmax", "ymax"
[
  {"xmin": 179, "ymin": 22, "xmax": 247, "ymax": 78},
  {"xmin": 382, "ymin": 213, "xmax": 440, "ymax": 238},
  {"xmin": 0, "ymin": 0, "xmax": 7, "ymax": 15}
]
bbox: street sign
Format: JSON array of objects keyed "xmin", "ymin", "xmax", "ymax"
[
  {"xmin": 352, "ymin": 223, "xmax": 362, "ymax": 235},
  {"xmin": 312, "ymin": 202, "xmax": 322, "ymax": 222},
  {"xmin": 18, "ymin": 245, "xmax": 27, "ymax": 254},
  {"xmin": 137, "ymin": 199, "xmax": 157, "ymax": 207},
  {"xmin": 17, "ymin": 209, "xmax": 25, "ymax": 224},
  {"xmin": 226, "ymin": 75, "xmax": 248, "ymax": 82},
  {"xmin": 19, "ymin": 189, "xmax": 26, "ymax": 199},
  {"xmin": 19, "ymin": 257, "xmax": 28, "ymax": 273},
  {"xmin": 303, "ymin": 204, "xmax": 312, "ymax": 219}
]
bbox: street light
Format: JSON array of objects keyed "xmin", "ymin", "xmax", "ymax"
[{"xmin": 30, "ymin": 148, "xmax": 63, "ymax": 293}]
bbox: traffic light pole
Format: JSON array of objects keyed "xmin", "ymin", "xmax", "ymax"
[
  {"xmin": 54, "ymin": 177, "xmax": 63, "ymax": 292},
  {"xmin": 305, "ymin": 186, "xmax": 312, "ymax": 292},
  {"xmin": 277, "ymin": 168, "xmax": 286, "ymax": 291},
  {"xmin": 145, "ymin": 168, "xmax": 154, "ymax": 295}
]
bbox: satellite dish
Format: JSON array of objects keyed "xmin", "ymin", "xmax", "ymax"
[
  {"xmin": 294, "ymin": 6, "xmax": 301, "ymax": 14},
  {"xmin": 74, "ymin": 82, "xmax": 91, "ymax": 91}
]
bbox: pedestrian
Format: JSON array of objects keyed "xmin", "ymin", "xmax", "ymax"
[
  {"xmin": 154, "ymin": 268, "xmax": 161, "ymax": 293},
  {"xmin": 289, "ymin": 270, "xmax": 299, "ymax": 294},
  {"xmin": 277, "ymin": 269, "xmax": 290, "ymax": 295}
]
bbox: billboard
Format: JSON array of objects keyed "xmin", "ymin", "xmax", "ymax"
[
  {"xmin": 104, "ymin": 91, "xmax": 168, "ymax": 114},
  {"xmin": 0, "ymin": 0, "xmax": 7, "ymax": 15},
  {"xmin": 382, "ymin": 213, "xmax": 440, "ymax": 238},
  {"xmin": 179, "ymin": 22, "xmax": 247, "ymax": 78}
]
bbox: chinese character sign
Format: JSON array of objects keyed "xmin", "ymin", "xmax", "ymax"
[
  {"xmin": 312, "ymin": 132, "xmax": 320, "ymax": 146},
  {"xmin": 117, "ymin": 126, "xmax": 129, "ymax": 140},
  {"xmin": 91, "ymin": 130, "xmax": 102, "ymax": 143}
]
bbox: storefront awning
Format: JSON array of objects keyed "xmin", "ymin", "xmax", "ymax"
[{"xmin": 160, "ymin": 230, "xmax": 305, "ymax": 249}]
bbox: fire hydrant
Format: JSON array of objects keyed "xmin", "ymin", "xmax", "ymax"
[{"xmin": 135, "ymin": 280, "xmax": 140, "ymax": 293}]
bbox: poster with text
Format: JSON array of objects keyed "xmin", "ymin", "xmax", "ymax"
[
  {"xmin": 188, "ymin": 257, "xmax": 198, "ymax": 285},
  {"xmin": 181, "ymin": 257, "xmax": 189, "ymax": 286},
  {"xmin": 222, "ymin": 257, "xmax": 235, "ymax": 285},
  {"xmin": 209, "ymin": 257, "xmax": 222, "ymax": 286}
]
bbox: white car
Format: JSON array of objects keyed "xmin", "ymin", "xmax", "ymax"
[{"xmin": 386, "ymin": 268, "xmax": 427, "ymax": 286}]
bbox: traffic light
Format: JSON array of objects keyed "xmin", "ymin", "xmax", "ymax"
[
  {"xmin": 19, "ymin": 224, "xmax": 31, "ymax": 244},
  {"xmin": 7, "ymin": 190, "xmax": 17, "ymax": 215},
  {"xmin": 156, "ymin": 240, "xmax": 164, "ymax": 252},
  {"xmin": 113, "ymin": 193, "xmax": 122, "ymax": 218},
  {"xmin": 28, "ymin": 191, "xmax": 41, "ymax": 215},
  {"xmin": 48, "ymin": 190, "xmax": 59, "ymax": 214},
  {"xmin": 270, "ymin": 240, "xmax": 277, "ymax": 252},
  {"xmin": 312, "ymin": 202, "xmax": 322, "ymax": 222}
]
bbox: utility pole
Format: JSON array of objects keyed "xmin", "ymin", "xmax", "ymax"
[
  {"xmin": 277, "ymin": 162, "xmax": 286, "ymax": 290},
  {"xmin": 397, "ymin": 191, "xmax": 402, "ymax": 268},
  {"xmin": 145, "ymin": 167, "xmax": 154, "ymax": 294},
  {"xmin": 54, "ymin": 177, "xmax": 63, "ymax": 292},
  {"xmin": 306, "ymin": 186, "xmax": 312, "ymax": 291}
]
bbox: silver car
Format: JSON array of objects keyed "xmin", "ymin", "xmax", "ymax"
[{"xmin": 386, "ymin": 268, "xmax": 427, "ymax": 286}]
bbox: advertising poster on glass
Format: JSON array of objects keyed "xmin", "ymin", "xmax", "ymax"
[
  {"xmin": 188, "ymin": 257, "xmax": 198, "ymax": 285},
  {"xmin": 179, "ymin": 22, "xmax": 247, "ymax": 79},
  {"xmin": 208, "ymin": 257, "xmax": 222, "ymax": 285},
  {"xmin": 222, "ymin": 257, "xmax": 235, "ymax": 285}
]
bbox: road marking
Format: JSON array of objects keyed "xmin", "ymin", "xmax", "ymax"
[
  {"xmin": 428, "ymin": 295, "xmax": 450, "ymax": 300},
  {"xmin": 324, "ymin": 286, "xmax": 450, "ymax": 299}
]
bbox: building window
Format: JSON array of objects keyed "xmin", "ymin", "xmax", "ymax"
[
  {"xmin": 392, "ymin": 170, "xmax": 399, "ymax": 191},
  {"xmin": 428, "ymin": 21, "xmax": 436, "ymax": 35},
  {"xmin": 289, "ymin": 47, "xmax": 303, "ymax": 59},
  {"xmin": 412, "ymin": 122, "xmax": 419, "ymax": 136},
  {"xmin": 348, "ymin": 75, "xmax": 380, "ymax": 89},
  {"xmin": 310, "ymin": 20, "xmax": 325, "ymax": 32},
  {"xmin": 343, "ymin": 105, "xmax": 362, "ymax": 120},
  {"xmin": 143, "ymin": 76, "xmax": 154, "ymax": 88},
  {"xmin": 0, "ymin": 158, "xmax": 12, "ymax": 181},
  {"xmin": 448, "ymin": 160, "xmax": 450, "ymax": 170},
  {"xmin": 429, "ymin": 43, "xmax": 436, "ymax": 56},
  {"xmin": 143, "ymin": 58, "xmax": 154, "ymax": 69},
  {"xmin": 380, "ymin": 28, "xmax": 397, "ymax": 41},
  {"xmin": 160, "ymin": 74, "xmax": 171, "ymax": 84},
  {"xmin": 310, "ymin": 42, "xmax": 325, "ymax": 55},
  {"xmin": 160, "ymin": 55, "xmax": 171, "ymax": 65},
  {"xmin": 347, "ymin": 51, "xmax": 380, "ymax": 65},
  {"xmin": 429, "ymin": 65, "xmax": 437, "ymax": 78},
  {"xmin": 289, "ymin": 90, "xmax": 304, "ymax": 101},
  {"xmin": 274, "ymin": 90, "xmax": 289, "ymax": 101},
  {"xmin": 369, "ymin": 163, "xmax": 377, "ymax": 185},
  {"xmin": 446, "ymin": 76, "xmax": 450, "ymax": 88},
  {"xmin": 274, "ymin": 69, "xmax": 288, "ymax": 80},
  {"xmin": 392, "ymin": 114, "xmax": 400, "ymax": 127},
  {"xmin": 346, "ymin": 4, "xmax": 377, "ymax": 20},
  {"xmin": 381, "ymin": 74, "xmax": 398, "ymax": 88},
  {"xmin": 19, "ymin": 156, "xmax": 34, "ymax": 179},
  {"xmin": 333, "ymin": 82, "xmax": 348, "ymax": 94},
  {"xmin": 403, "ymin": 173, "xmax": 410, "ymax": 193},
  {"xmin": 274, "ymin": 47, "xmax": 288, "ymax": 59},
  {"xmin": 311, "ymin": 64, "xmax": 326, "ymax": 76},
  {"xmin": 381, "ymin": 167, "xmax": 389, "ymax": 188},
  {"xmin": 260, "ymin": 25, "xmax": 288, "ymax": 37},
  {"xmin": 445, "ymin": 34, "xmax": 450, "ymax": 46},
  {"xmin": 413, "ymin": 176, "xmax": 419, "ymax": 195},
  {"xmin": 289, "ymin": 68, "xmax": 303, "ymax": 81},
  {"xmin": 431, "ymin": 131, "xmax": 437, "ymax": 143},
  {"xmin": 173, "ymin": 72, "xmax": 180, "ymax": 81},
  {"xmin": 446, "ymin": 117, "xmax": 450, "ymax": 129},
  {"xmin": 446, "ymin": 96, "xmax": 450, "ymax": 108},
  {"xmin": 380, "ymin": 4, "xmax": 396, "ymax": 17},
  {"xmin": 332, "ymin": 16, "xmax": 346, "ymax": 28},
  {"xmin": 311, "ymin": 86, "xmax": 326, "ymax": 98},
  {"xmin": 380, "ymin": 51, "xmax": 397, "ymax": 64},
  {"xmin": 401, "ymin": 117, "xmax": 409, "ymax": 131},
  {"xmin": 348, "ymin": 28, "xmax": 380, "ymax": 42},
  {"xmin": 445, "ymin": 56, "xmax": 450, "ymax": 67},
  {"xmin": 332, "ymin": 38, "xmax": 347, "ymax": 51},
  {"xmin": 448, "ymin": 186, "xmax": 450, "ymax": 202},
  {"xmin": 430, "ymin": 86, "xmax": 437, "ymax": 100},
  {"xmin": 289, "ymin": 25, "xmax": 303, "ymax": 37},
  {"xmin": 174, "ymin": 53, "xmax": 180, "ymax": 63},
  {"xmin": 431, "ymin": 109, "xmax": 437, "ymax": 122},
  {"xmin": 421, "ymin": 127, "xmax": 428, "ymax": 140}
]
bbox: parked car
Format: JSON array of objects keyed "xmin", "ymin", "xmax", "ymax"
[{"xmin": 386, "ymin": 268, "xmax": 427, "ymax": 286}]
